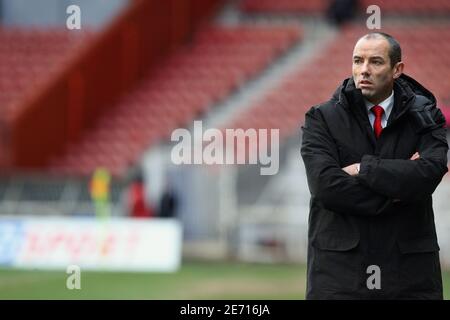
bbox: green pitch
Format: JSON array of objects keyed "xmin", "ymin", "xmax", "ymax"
[
  {"xmin": 0, "ymin": 261, "xmax": 306, "ymax": 299},
  {"xmin": 0, "ymin": 261, "xmax": 450, "ymax": 299}
]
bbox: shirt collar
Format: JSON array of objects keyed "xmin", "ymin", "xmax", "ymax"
[{"xmin": 364, "ymin": 90, "xmax": 394, "ymax": 117}]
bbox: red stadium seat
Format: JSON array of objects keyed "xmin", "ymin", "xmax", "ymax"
[
  {"xmin": 241, "ymin": 0, "xmax": 450, "ymax": 14},
  {"xmin": 46, "ymin": 24, "xmax": 302, "ymax": 177},
  {"xmin": 0, "ymin": 27, "xmax": 92, "ymax": 115}
]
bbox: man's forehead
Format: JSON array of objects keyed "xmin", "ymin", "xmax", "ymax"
[{"xmin": 353, "ymin": 37, "xmax": 389, "ymax": 57}]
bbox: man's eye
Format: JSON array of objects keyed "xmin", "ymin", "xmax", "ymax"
[
  {"xmin": 373, "ymin": 61, "xmax": 382, "ymax": 65},
  {"xmin": 354, "ymin": 60, "xmax": 361, "ymax": 64}
]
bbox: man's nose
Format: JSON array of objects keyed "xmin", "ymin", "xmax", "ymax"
[{"xmin": 360, "ymin": 62, "xmax": 370, "ymax": 76}]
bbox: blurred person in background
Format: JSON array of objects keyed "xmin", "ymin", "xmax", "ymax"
[
  {"xmin": 158, "ymin": 182, "xmax": 178, "ymax": 219},
  {"xmin": 127, "ymin": 171, "xmax": 154, "ymax": 218},
  {"xmin": 326, "ymin": 0, "xmax": 359, "ymax": 26},
  {"xmin": 90, "ymin": 167, "xmax": 112, "ymax": 220},
  {"xmin": 301, "ymin": 32, "xmax": 448, "ymax": 299}
]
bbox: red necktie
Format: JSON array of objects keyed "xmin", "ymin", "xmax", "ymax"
[{"xmin": 371, "ymin": 105, "xmax": 384, "ymax": 139}]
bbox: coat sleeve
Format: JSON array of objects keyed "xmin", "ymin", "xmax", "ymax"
[
  {"xmin": 356, "ymin": 107, "xmax": 449, "ymax": 201},
  {"xmin": 300, "ymin": 106, "xmax": 392, "ymax": 216}
]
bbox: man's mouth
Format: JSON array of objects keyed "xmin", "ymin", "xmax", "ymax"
[{"xmin": 359, "ymin": 80, "xmax": 373, "ymax": 88}]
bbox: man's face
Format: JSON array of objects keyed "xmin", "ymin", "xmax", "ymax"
[{"xmin": 352, "ymin": 37, "xmax": 402, "ymax": 104}]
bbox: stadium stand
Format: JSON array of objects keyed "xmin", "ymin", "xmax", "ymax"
[
  {"xmin": 241, "ymin": 0, "xmax": 450, "ymax": 14},
  {"xmin": 46, "ymin": 25, "xmax": 302, "ymax": 177},
  {"xmin": 0, "ymin": 28, "xmax": 93, "ymax": 118},
  {"xmin": 1, "ymin": 0, "xmax": 450, "ymax": 267}
]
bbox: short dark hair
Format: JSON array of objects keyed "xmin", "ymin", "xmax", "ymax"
[{"xmin": 361, "ymin": 32, "xmax": 402, "ymax": 68}]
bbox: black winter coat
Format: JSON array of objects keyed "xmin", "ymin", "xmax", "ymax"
[{"xmin": 300, "ymin": 74, "xmax": 449, "ymax": 299}]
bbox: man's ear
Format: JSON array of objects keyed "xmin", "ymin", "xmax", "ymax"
[{"xmin": 393, "ymin": 61, "xmax": 404, "ymax": 79}]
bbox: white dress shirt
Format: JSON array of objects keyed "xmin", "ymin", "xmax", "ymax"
[{"xmin": 364, "ymin": 90, "xmax": 394, "ymax": 129}]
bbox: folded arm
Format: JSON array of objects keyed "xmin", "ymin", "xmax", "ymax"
[
  {"xmin": 301, "ymin": 107, "xmax": 392, "ymax": 216},
  {"xmin": 355, "ymin": 120, "xmax": 448, "ymax": 201}
]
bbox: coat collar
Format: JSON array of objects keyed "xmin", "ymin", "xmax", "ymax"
[{"xmin": 333, "ymin": 74, "xmax": 436, "ymax": 125}]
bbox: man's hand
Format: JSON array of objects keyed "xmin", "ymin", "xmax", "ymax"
[
  {"xmin": 410, "ymin": 152, "xmax": 420, "ymax": 160},
  {"xmin": 342, "ymin": 163, "xmax": 360, "ymax": 176}
]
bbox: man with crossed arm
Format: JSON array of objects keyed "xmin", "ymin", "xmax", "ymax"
[{"xmin": 301, "ymin": 32, "xmax": 448, "ymax": 299}]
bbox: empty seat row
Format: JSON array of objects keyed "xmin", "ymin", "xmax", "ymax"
[
  {"xmin": 241, "ymin": 0, "xmax": 450, "ymax": 14},
  {"xmin": 47, "ymin": 24, "xmax": 303, "ymax": 177},
  {"xmin": 0, "ymin": 28, "xmax": 93, "ymax": 113}
]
